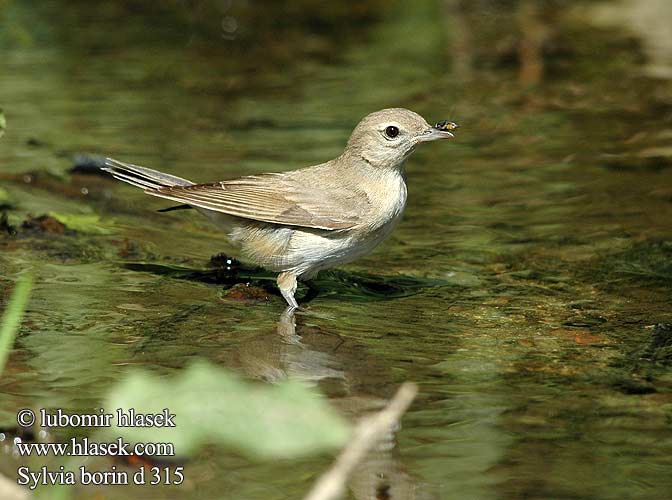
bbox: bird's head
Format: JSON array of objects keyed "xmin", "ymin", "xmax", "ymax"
[{"xmin": 344, "ymin": 108, "xmax": 458, "ymax": 169}]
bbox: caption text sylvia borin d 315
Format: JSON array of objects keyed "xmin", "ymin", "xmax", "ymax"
[{"xmin": 14, "ymin": 407, "xmax": 183, "ymax": 490}]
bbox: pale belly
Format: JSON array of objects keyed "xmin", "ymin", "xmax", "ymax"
[
  {"xmin": 221, "ymin": 215, "xmax": 403, "ymax": 278},
  {"xmin": 285, "ymin": 216, "xmax": 403, "ymax": 278}
]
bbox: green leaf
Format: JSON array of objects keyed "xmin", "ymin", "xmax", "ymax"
[
  {"xmin": 0, "ymin": 109, "xmax": 5, "ymax": 139},
  {"xmin": 102, "ymin": 361, "xmax": 351, "ymax": 459}
]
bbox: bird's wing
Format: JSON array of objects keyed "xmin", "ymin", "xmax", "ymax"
[{"xmin": 146, "ymin": 171, "xmax": 369, "ymax": 231}]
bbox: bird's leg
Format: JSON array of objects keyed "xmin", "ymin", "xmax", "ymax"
[{"xmin": 277, "ymin": 271, "xmax": 299, "ymax": 310}]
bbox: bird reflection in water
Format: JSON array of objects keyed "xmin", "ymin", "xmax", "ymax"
[{"xmin": 223, "ymin": 307, "xmax": 439, "ymax": 500}]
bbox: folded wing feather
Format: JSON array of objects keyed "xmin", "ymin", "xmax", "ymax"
[{"xmin": 148, "ymin": 172, "xmax": 368, "ymax": 231}]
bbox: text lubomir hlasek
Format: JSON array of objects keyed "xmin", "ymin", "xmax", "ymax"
[{"xmin": 38, "ymin": 408, "xmax": 176, "ymax": 428}]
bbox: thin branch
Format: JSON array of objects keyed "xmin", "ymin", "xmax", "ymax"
[{"xmin": 304, "ymin": 382, "xmax": 419, "ymax": 500}]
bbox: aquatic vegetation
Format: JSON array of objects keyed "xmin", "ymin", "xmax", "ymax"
[
  {"xmin": 590, "ymin": 240, "xmax": 672, "ymax": 286},
  {"xmin": 0, "ymin": 273, "xmax": 32, "ymax": 375}
]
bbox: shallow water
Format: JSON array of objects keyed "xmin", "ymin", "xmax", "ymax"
[{"xmin": 1, "ymin": 1, "xmax": 672, "ymax": 499}]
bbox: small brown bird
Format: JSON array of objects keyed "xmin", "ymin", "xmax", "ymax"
[{"xmin": 104, "ymin": 108, "xmax": 457, "ymax": 309}]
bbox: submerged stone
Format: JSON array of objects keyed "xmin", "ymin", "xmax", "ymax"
[
  {"xmin": 22, "ymin": 214, "xmax": 68, "ymax": 235},
  {"xmin": 224, "ymin": 283, "xmax": 272, "ymax": 301}
]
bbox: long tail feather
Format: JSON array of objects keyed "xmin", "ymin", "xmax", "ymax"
[{"xmin": 102, "ymin": 158, "xmax": 194, "ymax": 190}]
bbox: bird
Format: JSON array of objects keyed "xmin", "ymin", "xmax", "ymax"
[{"xmin": 103, "ymin": 108, "xmax": 458, "ymax": 310}]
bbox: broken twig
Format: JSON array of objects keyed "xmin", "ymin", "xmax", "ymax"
[{"xmin": 304, "ymin": 382, "xmax": 418, "ymax": 500}]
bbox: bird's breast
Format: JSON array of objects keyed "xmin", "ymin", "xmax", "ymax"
[{"xmin": 360, "ymin": 169, "xmax": 408, "ymax": 233}]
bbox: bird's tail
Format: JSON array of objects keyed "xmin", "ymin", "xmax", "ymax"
[{"xmin": 102, "ymin": 158, "xmax": 194, "ymax": 190}]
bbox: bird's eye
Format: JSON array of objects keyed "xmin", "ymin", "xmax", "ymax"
[{"xmin": 384, "ymin": 126, "xmax": 400, "ymax": 139}]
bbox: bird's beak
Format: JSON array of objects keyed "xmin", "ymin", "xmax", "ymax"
[{"xmin": 419, "ymin": 120, "xmax": 459, "ymax": 142}]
